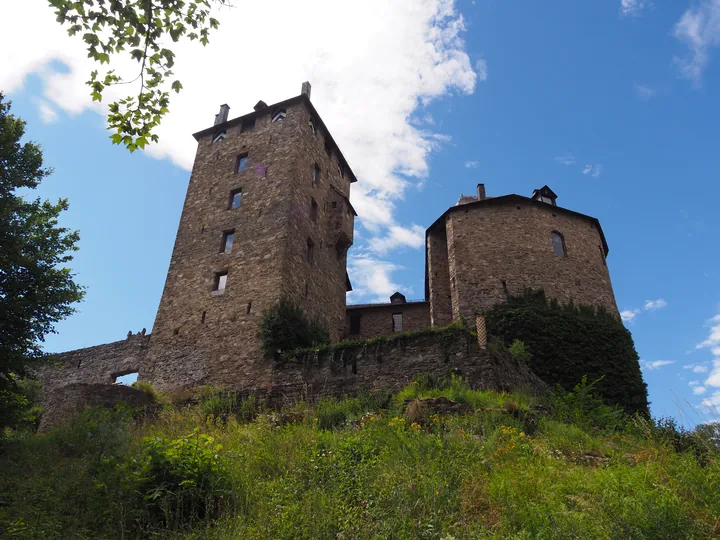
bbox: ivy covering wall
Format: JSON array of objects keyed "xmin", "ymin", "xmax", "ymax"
[{"xmin": 484, "ymin": 291, "xmax": 649, "ymax": 415}]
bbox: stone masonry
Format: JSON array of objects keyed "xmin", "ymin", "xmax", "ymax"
[{"xmin": 40, "ymin": 84, "xmax": 621, "ymax": 412}]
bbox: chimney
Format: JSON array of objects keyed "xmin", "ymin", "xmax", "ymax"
[
  {"xmin": 301, "ymin": 81, "xmax": 312, "ymax": 99},
  {"xmin": 253, "ymin": 100, "xmax": 267, "ymax": 112},
  {"xmin": 214, "ymin": 104, "xmax": 229, "ymax": 126},
  {"xmin": 477, "ymin": 183, "xmax": 486, "ymax": 200}
]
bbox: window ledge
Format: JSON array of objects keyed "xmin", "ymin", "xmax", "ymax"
[{"xmin": 211, "ymin": 290, "xmax": 225, "ymax": 296}]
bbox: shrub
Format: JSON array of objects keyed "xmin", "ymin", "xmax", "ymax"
[
  {"xmin": 199, "ymin": 389, "xmax": 259, "ymax": 424},
  {"xmin": 484, "ymin": 290, "xmax": 649, "ymax": 415},
  {"xmin": 550, "ymin": 377, "xmax": 628, "ymax": 433},
  {"xmin": 131, "ymin": 380, "xmax": 159, "ymax": 402},
  {"xmin": 260, "ymin": 297, "xmax": 329, "ymax": 357},
  {"xmin": 508, "ymin": 339, "xmax": 531, "ymax": 362},
  {"xmin": 132, "ymin": 429, "xmax": 233, "ymax": 529}
]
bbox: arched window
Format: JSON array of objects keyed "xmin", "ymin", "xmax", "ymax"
[{"xmin": 551, "ymin": 231, "xmax": 566, "ymax": 258}]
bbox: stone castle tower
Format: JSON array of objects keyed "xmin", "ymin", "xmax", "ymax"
[{"xmin": 143, "ymin": 82, "xmax": 357, "ymax": 390}]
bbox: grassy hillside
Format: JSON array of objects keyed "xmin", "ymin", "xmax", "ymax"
[{"xmin": 1, "ymin": 377, "xmax": 718, "ymax": 539}]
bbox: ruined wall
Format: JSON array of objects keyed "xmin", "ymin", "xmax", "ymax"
[
  {"xmin": 344, "ymin": 302, "xmax": 430, "ymax": 340},
  {"xmin": 268, "ymin": 330, "xmax": 546, "ymax": 405},
  {"xmin": 39, "ymin": 334, "xmax": 150, "ymax": 391},
  {"xmin": 38, "ymin": 383, "xmax": 155, "ymax": 432},
  {"xmin": 442, "ymin": 200, "xmax": 618, "ymax": 322}
]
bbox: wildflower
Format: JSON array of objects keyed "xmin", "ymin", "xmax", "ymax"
[
  {"xmin": 410, "ymin": 422, "xmax": 421, "ymax": 431},
  {"xmin": 313, "ymin": 417, "xmax": 319, "ymax": 424}
]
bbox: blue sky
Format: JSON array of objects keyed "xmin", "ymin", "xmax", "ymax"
[{"xmin": 3, "ymin": 0, "xmax": 720, "ymax": 424}]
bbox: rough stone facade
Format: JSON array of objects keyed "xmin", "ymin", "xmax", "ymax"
[
  {"xmin": 434, "ymin": 195, "xmax": 618, "ymax": 322},
  {"xmin": 344, "ymin": 300, "xmax": 430, "ymax": 340},
  {"xmin": 146, "ymin": 87, "xmax": 355, "ymax": 392},
  {"xmin": 38, "ymin": 85, "xmax": 621, "ymax": 416}
]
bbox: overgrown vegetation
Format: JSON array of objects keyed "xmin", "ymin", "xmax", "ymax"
[
  {"xmin": 484, "ymin": 289, "xmax": 649, "ymax": 415},
  {"xmin": 1, "ymin": 378, "xmax": 718, "ymax": 539},
  {"xmin": 259, "ymin": 297, "xmax": 329, "ymax": 357}
]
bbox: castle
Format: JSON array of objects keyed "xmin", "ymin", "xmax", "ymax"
[{"xmin": 42, "ymin": 83, "xmax": 618, "ymax": 402}]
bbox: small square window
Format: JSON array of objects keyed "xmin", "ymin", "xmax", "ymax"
[
  {"xmin": 236, "ymin": 153, "xmax": 248, "ymax": 173},
  {"xmin": 310, "ymin": 198, "xmax": 318, "ymax": 221},
  {"xmin": 221, "ymin": 230, "xmax": 235, "ymax": 253},
  {"xmin": 241, "ymin": 118, "xmax": 255, "ymax": 132},
  {"xmin": 313, "ymin": 164, "xmax": 320, "ymax": 185},
  {"xmin": 332, "ymin": 201, "xmax": 337, "ymax": 209},
  {"xmin": 213, "ymin": 271, "xmax": 228, "ymax": 293},
  {"xmin": 307, "ymin": 238, "xmax": 315, "ymax": 263},
  {"xmin": 392, "ymin": 313, "xmax": 403, "ymax": 332},
  {"xmin": 229, "ymin": 188, "xmax": 242, "ymax": 209}
]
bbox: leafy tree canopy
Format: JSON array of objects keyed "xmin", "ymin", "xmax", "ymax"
[
  {"xmin": 0, "ymin": 93, "xmax": 84, "ymax": 426},
  {"xmin": 48, "ymin": 0, "xmax": 228, "ymax": 152}
]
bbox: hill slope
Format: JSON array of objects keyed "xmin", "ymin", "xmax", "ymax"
[{"xmin": 1, "ymin": 378, "xmax": 718, "ymax": 539}]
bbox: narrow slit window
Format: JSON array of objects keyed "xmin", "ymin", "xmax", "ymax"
[
  {"xmin": 313, "ymin": 164, "xmax": 320, "ymax": 185},
  {"xmin": 337, "ymin": 163, "xmax": 344, "ymax": 178},
  {"xmin": 221, "ymin": 230, "xmax": 235, "ymax": 253},
  {"xmin": 201, "ymin": 311, "xmax": 207, "ymax": 324},
  {"xmin": 350, "ymin": 314, "xmax": 361, "ymax": 335},
  {"xmin": 392, "ymin": 313, "xmax": 403, "ymax": 333},
  {"xmin": 310, "ymin": 198, "xmax": 318, "ymax": 221},
  {"xmin": 236, "ymin": 153, "xmax": 249, "ymax": 173},
  {"xmin": 551, "ymin": 231, "xmax": 566, "ymax": 258},
  {"xmin": 309, "ymin": 117, "xmax": 316, "ymax": 135},
  {"xmin": 307, "ymin": 238, "xmax": 315, "ymax": 263},
  {"xmin": 229, "ymin": 188, "xmax": 242, "ymax": 209},
  {"xmin": 213, "ymin": 271, "xmax": 228, "ymax": 293},
  {"xmin": 246, "ymin": 302, "xmax": 252, "ymax": 314}
]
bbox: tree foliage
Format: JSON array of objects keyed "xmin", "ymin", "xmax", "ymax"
[
  {"xmin": 484, "ymin": 290, "xmax": 649, "ymax": 415},
  {"xmin": 47, "ymin": 0, "xmax": 228, "ymax": 152},
  {"xmin": 0, "ymin": 93, "xmax": 84, "ymax": 427},
  {"xmin": 260, "ymin": 297, "xmax": 329, "ymax": 358}
]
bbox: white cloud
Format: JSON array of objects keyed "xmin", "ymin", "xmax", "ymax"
[
  {"xmin": 368, "ymin": 224, "xmax": 425, "ymax": 255},
  {"xmin": 644, "ymin": 298, "xmax": 667, "ymax": 311},
  {"xmin": 554, "ymin": 155, "xmax": 576, "ymax": 166},
  {"xmin": 673, "ymin": 0, "xmax": 720, "ymax": 85},
  {"xmin": 700, "ymin": 390, "xmax": 720, "ymax": 410},
  {"xmin": 621, "ymin": 0, "xmax": 653, "ymax": 18},
  {"xmin": 347, "ymin": 254, "xmax": 409, "ymax": 303},
  {"xmin": 0, "ymin": 0, "xmax": 478, "ymax": 247},
  {"xmin": 621, "ymin": 298, "xmax": 667, "ymax": 324},
  {"xmin": 693, "ymin": 386, "xmax": 708, "ymax": 395},
  {"xmin": 689, "ymin": 380, "xmax": 701, "ymax": 386},
  {"xmin": 634, "ymin": 84, "xmax": 656, "ymax": 100},
  {"xmin": 621, "ymin": 309, "xmax": 641, "ymax": 323},
  {"xmin": 475, "ymin": 58, "xmax": 488, "ymax": 82},
  {"xmin": 582, "ymin": 164, "xmax": 602, "ymax": 178},
  {"xmin": 35, "ymin": 99, "xmax": 58, "ymax": 124},
  {"xmin": 640, "ymin": 359, "xmax": 675, "ymax": 370},
  {"xmin": 464, "ymin": 160, "xmax": 479, "ymax": 168},
  {"xmin": 693, "ymin": 313, "xmax": 720, "ymax": 388},
  {"xmin": 684, "ymin": 364, "xmax": 709, "ymax": 373}
]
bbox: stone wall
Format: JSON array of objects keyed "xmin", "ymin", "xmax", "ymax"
[
  {"xmin": 432, "ymin": 198, "xmax": 618, "ymax": 323},
  {"xmin": 38, "ymin": 383, "xmax": 155, "ymax": 432},
  {"xmin": 39, "ymin": 334, "xmax": 150, "ymax": 391},
  {"xmin": 427, "ymin": 226, "xmax": 453, "ymax": 327},
  {"xmin": 268, "ymin": 329, "xmax": 546, "ymax": 405},
  {"xmin": 344, "ymin": 301, "xmax": 430, "ymax": 340}
]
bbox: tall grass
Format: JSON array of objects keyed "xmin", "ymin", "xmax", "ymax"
[{"xmin": 0, "ymin": 380, "xmax": 718, "ymax": 539}]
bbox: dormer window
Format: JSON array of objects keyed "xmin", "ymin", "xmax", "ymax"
[
  {"xmin": 271, "ymin": 108, "xmax": 286, "ymax": 123},
  {"xmin": 212, "ymin": 130, "xmax": 226, "ymax": 143},
  {"xmin": 531, "ymin": 185, "xmax": 558, "ymax": 206}
]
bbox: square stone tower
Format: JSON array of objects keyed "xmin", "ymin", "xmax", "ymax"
[{"xmin": 144, "ymin": 83, "xmax": 357, "ymax": 392}]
